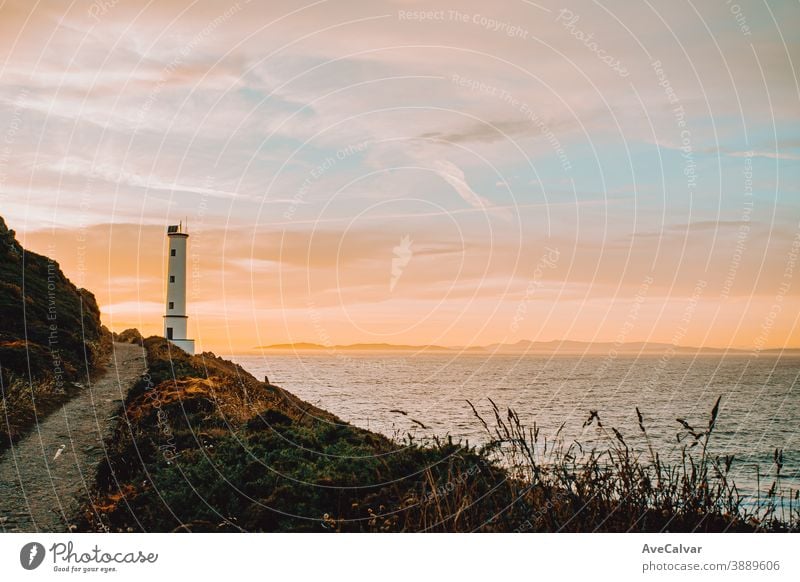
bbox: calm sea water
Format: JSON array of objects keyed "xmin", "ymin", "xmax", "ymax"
[{"xmin": 231, "ymin": 353, "xmax": 799, "ymax": 495}]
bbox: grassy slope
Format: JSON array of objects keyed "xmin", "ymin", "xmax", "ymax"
[
  {"xmin": 0, "ymin": 216, "xmax": 111, "ymax": 447},
  {"xmin": 79, "ymin": 337, "xmax": 516, "ymax": 532},
  {"xmin": 79, "ymin": 337, "xmax": 796, "ymax": 533}
]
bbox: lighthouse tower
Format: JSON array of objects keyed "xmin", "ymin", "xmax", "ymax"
[{"xmin": 163, "ymin": 224, "xmax": 195, "ymax": 354}]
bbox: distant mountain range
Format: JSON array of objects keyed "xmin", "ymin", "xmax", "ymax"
[{"xmin": 255, "ymin": 339, "xmax": 800, "ymax": 355}]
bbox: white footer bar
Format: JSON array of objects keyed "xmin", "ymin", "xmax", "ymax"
[{"xmin": 0, "ymin": 533, "xmax": 795, "ymax": 581}]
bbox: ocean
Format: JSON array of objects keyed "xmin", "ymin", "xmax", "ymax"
[{"xmin": 231, "ymin": 352, "xmax": 799, "ymax": 496}]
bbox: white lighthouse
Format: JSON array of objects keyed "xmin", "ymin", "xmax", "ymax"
[{"xmin": 163, "ymin": 224, "xmax": 195, "ymax": 354}]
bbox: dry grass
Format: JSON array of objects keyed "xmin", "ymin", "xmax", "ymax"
[{"xmin": 393, "ymin": 397, "xmax": 798, "ymax": 532}]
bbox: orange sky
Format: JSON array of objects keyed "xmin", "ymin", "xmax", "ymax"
[
  {"xmin": 2, "ymin": 0, "xmax": 799, "ymax": 353},
  {"xmin": 16, "ymin": 219, "xmax": 800, "ymax": 353}
]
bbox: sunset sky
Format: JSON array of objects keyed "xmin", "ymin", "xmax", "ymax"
[{"xmin": 1, "ymin": 0, "xmax": 798, "ymax": 353}]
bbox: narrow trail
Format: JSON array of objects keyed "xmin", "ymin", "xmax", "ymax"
[{"xmin": 0, "ymin": 342, "xmax": 145, "ymax": 532}]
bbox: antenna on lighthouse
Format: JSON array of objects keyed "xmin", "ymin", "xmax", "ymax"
[{"xmin": 163, "ymin": 224, "xmax": 195, "ymax": 355}]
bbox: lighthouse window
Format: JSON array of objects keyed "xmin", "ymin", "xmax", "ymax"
[
  {"xmin": 169, "ymin": 302, "xmax": 174, "ymax": 310},
  {"xmin": 170, "ymin": 276, "xmax": 175, "ymax": 283},
  {"xmin": 170, "ymin": 249, "xmax": 176, "ymax": 256},
  {"xmin": 166, "ymin": 327, "xmax": 173, "ymax": 340}
]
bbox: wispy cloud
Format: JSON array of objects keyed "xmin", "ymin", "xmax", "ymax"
[
  {"xmin": 433, "ymin": 159, "xmax": 492, "ymax": 209},
  {"xmin": 726, "ymin": 150, "xmax": 800, "ymax": 161}
]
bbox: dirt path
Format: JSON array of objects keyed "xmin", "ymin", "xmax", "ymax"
[{"xmin": 0, "ymin": 342, "xmax": 145, "ymax": 532}]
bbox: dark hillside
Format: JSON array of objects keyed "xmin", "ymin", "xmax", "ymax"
[{"xmin": 0, "ymin": 215, "xmax": 111, "ymax": 447}]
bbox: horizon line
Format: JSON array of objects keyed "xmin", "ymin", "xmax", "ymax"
[{"xmin": 248, "ymin": 339, "xmax": 800, "ymax": 353}]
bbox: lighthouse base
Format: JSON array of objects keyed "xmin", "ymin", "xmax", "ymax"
[{"xmin": 168, "ymin": 338, "xmax": 195, "ymax": 355}]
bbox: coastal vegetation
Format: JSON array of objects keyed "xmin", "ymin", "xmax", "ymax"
[
  {"xmin": 78, "ymin": 335, "xmax": 797, "ymax": 532},
  {"xmin": 0, "ymin": 216, "xmax": 111, "ymax": 449}
]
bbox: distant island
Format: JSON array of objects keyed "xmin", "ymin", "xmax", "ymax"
[
  {"xmin": 256, "ymin": 339, "xmax": 800, "ymax": 355},
  {"xmin": 257, "ymin": 342, "xmax": 453, "ymax": 352}
]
